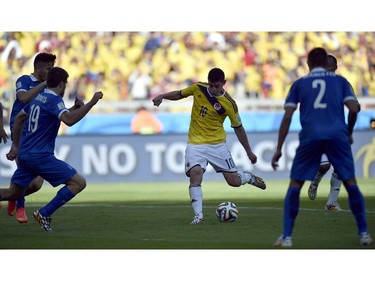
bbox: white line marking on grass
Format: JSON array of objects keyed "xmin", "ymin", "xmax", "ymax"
[{"xmin": 26, "ymin": 203, "xmax": 375, "ymax": 213}]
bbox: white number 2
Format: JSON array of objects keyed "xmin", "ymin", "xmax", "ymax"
[
  {"xmin": 312, "ymin": 79, "xmax": 327, "ymax": 109},
  {"xmin": 28, "ymin": 104, "xmax": 40, "ymax": 133}
]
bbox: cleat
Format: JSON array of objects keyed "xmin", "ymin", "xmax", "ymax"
[
  {"xmin": 33, "ymin": 210, "xmax": 52, "ymax": 232},
  {"xmin": 16, "ymin": 207, "xmax": 28, "ymax": 223},
  {"xmin": 359, "ymin": 232, "xmax": 373, "ymax": 246},
  {"xmin": 191, "ymin": 214, "xmax": 205, "ymax": 224},
  {"xmin": 308, "ymin": 184, "xmax": 318, "ymax": 200},
  {"xmin": 7, "ymin": 200, "xmax": 16, "ymax": 216},
  {"xmin": 273, "ymin": 235, "xmax": 293, "ymax": 247},
  {"xmin": 244, "ymin": 171, "xmax": 266, "ymax": 190},
  {"xmin": 325, "ymin": 202, "xmax": 343, "ymax": 211}
]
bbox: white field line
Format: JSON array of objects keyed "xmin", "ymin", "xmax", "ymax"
[{"xmin": 24, "ymin": 203, "xmax": 375, "ymax": 214}]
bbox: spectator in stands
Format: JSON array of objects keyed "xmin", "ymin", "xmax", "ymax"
[
  {"xmin": 128, "ymin": 66, "xmax": 152, "ymax": 100},
  {"xmin": 0, "ymin": 32, "xmax": 374, "ymax": 103}
]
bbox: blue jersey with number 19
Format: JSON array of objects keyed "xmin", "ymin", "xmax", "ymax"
[
  {"xmin": 19, "ymin": 88, "xmax": 69, "ymax": 156},
  {"xmin": 285, "ymin": 67, "xmax": 357, "ymax": 142}
]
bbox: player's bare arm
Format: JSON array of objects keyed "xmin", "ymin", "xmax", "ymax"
[
  {"xmin": 0, "ymin": 102, "xmax": 9, "ymax": 143},
  {"xmin": 346, "ymin": 100, "xmax": 360, "ymax": 144},
  {"xmin": 17, "ymin": 81, "xmax": 47, "ymax": 104},
  {"xmin": 233, "ymin": 125, "xmax": 257, "ymax": 164},
  {"xmin": 61, "ymin": 91, "xmax": 103, "ymax": 126},
  {"xmin": 6, "ymin": 111, "xmax": 28, "ymax": 161},
  {"xmin": 152, "ymin": 90, "xmax": 183, "ymax": 107},
  {"xmin": 272, "ymin": 107, "xmax": 295, "ymax": 170}
]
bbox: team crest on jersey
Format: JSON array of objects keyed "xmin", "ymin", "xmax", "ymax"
[
  {"xmin": 57, "ymin": 102, "xmax": 65, "ymax": 110},
  {"xmin": 16, "ymin": 82, "xmax": 22, "ymax": 88},
  {"xmin": 214, "ymin": 103, "xmax": 221, "ymax": 110},
  {"xmin": 186, "ymin": 162, "xmax": 190, "ymax": 168}
]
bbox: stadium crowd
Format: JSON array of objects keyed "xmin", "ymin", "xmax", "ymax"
[{"xmin": 1, "ymin": 32, "xmax": 375, "ymax": 111}]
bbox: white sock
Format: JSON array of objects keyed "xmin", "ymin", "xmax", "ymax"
[
  {"xmin": 189, "ymin": 185, "xmax": 203, "ymax": 218},
  {"xmin": 238, "ymin": 171, "xmax": 251, "ymax": 185},
  {"xmin": 327, "ymin": 172, "xmax": 342, "ymax": 204}
]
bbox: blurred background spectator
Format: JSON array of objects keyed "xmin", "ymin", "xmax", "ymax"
[
  {"xmin": 131, "ymin": 106, "xmax": 163, "ymax": 134},
  {"xmin": 1, "ymin": 31, "xmax": 375, "ymax": 115}
]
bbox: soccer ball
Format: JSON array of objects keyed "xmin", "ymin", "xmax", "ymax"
[{"xmin": 216, "ymin": 201, "xmax": 239, "ymax": 222}]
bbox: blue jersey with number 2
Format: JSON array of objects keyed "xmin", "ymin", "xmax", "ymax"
[
  {"xmin": 19, "ymin": 88, "xmax": 69, "ymax": 156},
  {"xmin": 285, "ymin": 67, "xmax": 356, "ymax": 142}
]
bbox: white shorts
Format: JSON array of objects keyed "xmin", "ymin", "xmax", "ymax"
[{"xmin": 185, "ymin": 142, "xmax": 238, "ymax": 176}]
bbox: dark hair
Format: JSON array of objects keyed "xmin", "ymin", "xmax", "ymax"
[
  {"xmin": 34, "ymin": 52, "xmax": 56, "ymax": 68},
  {"xmin": 327, "ymin": 54, "xmax": 338, "ymax": 72},
  {"xmin": 208, "ymin": 68, "xmax": 225, "ymax": 82},
  {"xmin": 307, "ymin": 47, "xmax": 328, "ymax": 69},
  {"xmin": 47, "ymin": 67, "xmax": 69, "ymax": 88}
]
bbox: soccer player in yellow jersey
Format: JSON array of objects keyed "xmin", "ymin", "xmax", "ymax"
[{"xmin": 152, "ymin": 68, "xmax": 266, "ymax": 224}]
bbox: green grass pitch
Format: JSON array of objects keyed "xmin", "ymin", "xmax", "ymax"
[{"xmin": 0, "ymin": 178, "xmax": 374, "ymax": 249}]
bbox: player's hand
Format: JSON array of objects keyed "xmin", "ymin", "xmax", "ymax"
[
  {"xmin": 91, "ymin": 91, "xmax": 104, "ymax": 105},
  {"xmin": 74, "ymin": 97, "xmax": 84, "ymax": 109},
  {"xmin": 0, "ymin": 128, "xmax": 9, "ymax": 144},
  {"xmin": 349, "ymin": 135, "xmax": 354, "ymax": 145},
  {"xmin": 271, "ymin": 150, "xmax": 282, "ymax": 170},
  {"xmin": 152, "ymin": 95, "xmax": 163, "ymax": 107},
  {"xmin": 248, "ymin": 151, "xmax": 257, "ymax": 164},
  {"xmin": 6, "ymin": 144, "xmax": 18, "ymax": 161}
]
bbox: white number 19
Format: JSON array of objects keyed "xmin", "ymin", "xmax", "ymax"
[{"xmin": 28, "ymin": 104, "xmax": 40, "ymax": 133}]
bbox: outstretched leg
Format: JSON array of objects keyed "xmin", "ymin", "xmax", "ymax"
[
  {"xmin": 308, "ymin": 162, "xmax": 331, "ymax": 200},
  {"xmin": 33, "ymin": 173, "xmax": 86, "ymax": 232},
  {"xmin": 8, "ymin": 176, "xmax": 44, "ymax": 223}
]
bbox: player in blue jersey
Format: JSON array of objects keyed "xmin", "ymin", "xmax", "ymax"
[
  {"xmin": 7, "ymin": 52, "xmax": 56, "ymax": 223},
  {"xmin": 271, "ymin": 47, "xmax": 372, "ymax": 247},
  {"xmin": 308, "ymin": 54, "xmax": 361, "ymax": 211},
  {"xmin": 0, "ymin": 66, "xmax": 103, "ymax": 232}
]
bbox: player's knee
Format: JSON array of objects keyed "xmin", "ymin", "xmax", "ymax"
[
  {"xmin": 76, "ymin": 176, "xmax": 87, "ymax": 192},
  {"xmin": 319, "ymin": 163, "xmax": 331, "ymax": 174},
  {"xmin": 343, "ymin": 178, "xmax": 357, "ymax": 188},
  {"xmin": 189, "ymin": 165, "xmax": 203, "ymax": 179},
  {"xmin": 30, "ymin": 177, "xmax": 44, "ymax": 191},
  {"xmin": 67, "ymin": 174, "xmax": 87, "ymax": 194},
  {"xmin": 4, "ymin": 184, "xmax": 24, "ymax": 200}
]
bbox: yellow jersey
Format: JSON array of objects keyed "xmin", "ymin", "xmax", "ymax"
[{"xmin": 181, "ymin": 82, "xmax": 242, "ymax": 144}]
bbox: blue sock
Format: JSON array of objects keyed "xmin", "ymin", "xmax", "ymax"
[
  {"xmin": 39, "ymin": 186, "xmax": 75, "ymax": 217},
  {"xmin": 16, "ymin": 197, "xmax": 25, "ymax": 208},
  {"xmin": 283, "ymin": 186, "xmax": 301, "ymax": 238},
  {"xmin": 347, "ymin": 184, "xmax": 368, "ymax": 234}
]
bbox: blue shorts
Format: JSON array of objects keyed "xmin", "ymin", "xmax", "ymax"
[
  {"xmin": 11, "ymin": 154, "xmax": 78, "ymax": 189},
  {"xmin": 291, "ymin": 139, "xmax": 355, "ymax": 182}
]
